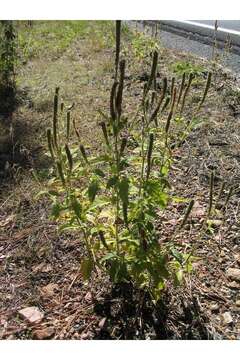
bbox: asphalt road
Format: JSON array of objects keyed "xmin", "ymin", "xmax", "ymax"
[
  {"xmin": 128, "ymin": 21, "xmax": 240, "ymax": 76},
  {"xmin": 192, "ymin": 20, "xmax": 240, "ymax": 32}
]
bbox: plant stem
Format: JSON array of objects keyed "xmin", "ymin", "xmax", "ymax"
[
  {"xmin": 114, "ymin": 116, "xmax": 120, "ymax": 255},
  {"xmin": 139, "ymin": 115, "xmax": 146, "ymax": 197}
]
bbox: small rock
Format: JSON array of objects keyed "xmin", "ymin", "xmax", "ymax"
[
  {"xmin": 32, "ymin": 327, "xmax": 55, "ymax": 339},
  {"xmin": 226, "ymin": 268, "xmax": 240, "ymax": 282},
  {"xmin": 191, "ymin": 201, "xmax": 205, "ymax": 218},
  {"xmin": 18, "ymin": 306, "xmax": 44, "ymax": 324},
  {"xmin": 222, "ymin": 311, "xmax": 233, "ymax": 325}
]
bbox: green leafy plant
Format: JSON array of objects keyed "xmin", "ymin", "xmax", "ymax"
[
  {"xmin": 171, "ymin": 60, "xmax": 206, "ymax": 78},
  {"xmin": 44, "ymin": 22, "xmax": 212, "ymax": 303},
  {"xmin": 131, "ymin": 31, "xmax": 159, "ymax": 61}
]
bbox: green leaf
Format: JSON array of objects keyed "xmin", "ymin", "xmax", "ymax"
[
  {"xmin": 88, "ymin": 180, "xmax": 99, "ymax": 202},
  {"xmin": 119, "ymin": 159, "xmax": 129, "ymax": 171},
  {"xmin": 119, "ymin": 177, "xmax": 129, "ymax": 205},
  {"xmin": 109, "ymin": 259, "xmax": 128, "ymax": 283},
  {"xmin": 174, "ymin": 269, "xmax": 183, "ymax": 286},
  {"xmin": 157, "ymin": 192, "xmax": 169, "ymax": 208},
  {"xmin": 101, "ymin": 252, "xmax": 117, "ymax": 263},
  {"xmin": 34, "ymin": 190, "xmax": 50, "ymax": 200},
  {"xmin": 59, "ymin": 222, "xmax": 79, "ymax": 233},
  {"xmin": 157, "ymin": 264, "xmax": 170, "ymax": 279},
  {"xmin": 106, "ymin": 176, "xmax": 118, "ymax": 189},
  {"xmin": 88, "ymin": 197, "xmax": 110, "ymax": 210},
  {"xmin": 80, "ymin": 258, "xmax": 93, "ymax": 281},
  {"xmin": 172, "ymin": 196, "xmax": 189, "ymax": 204},
  {"xmin": 48, "ymin": 190, "xmax": 60, "ymax": 197},
  {"xmin": 145, "ymin": 180, "xmax": 168, "ymax": 208},
  {"xmin": 92, "ymin": 154, "xmax": 112, "ymax": 164},
  {"xmin": 94, "ymin": 168, "xmax": 105, "ymax": 178},
  {"xmin": 171, "ymin": 248, "xmax": 184, "ymax": 264},
  {"xmin": 160, "ymin": 164, "xmax": 169, "ymax": 176},
  {"xmin": 185, "ymin": 261, "xmax": 193, "ymax": 273},
  {"xmin": 51, "ymin": 202, "xmax": 62, "ymax": 219},
  {"xmin": 71, "ymin": 197, "xmax": 82, "ymax": 218}
]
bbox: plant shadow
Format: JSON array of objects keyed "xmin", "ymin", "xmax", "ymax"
[
  {"xmin": 92, "ymin": 283, "xmax": 216, "ymax": 340},
  {"xmin": 0, "ymin": 106, "xmax": 51, "ymax": 187}
]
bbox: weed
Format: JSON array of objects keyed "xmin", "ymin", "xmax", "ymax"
[
  {"xmin": 171, "ymin": 60, "xmax": 206, "ymax": 78},
  {"xmin": 131, "ymin": 31, "xmax": 159, "ymax": 61},
  {"xmin": 43, "ymin": 21, "xmax": 212, "ymax": 303}
]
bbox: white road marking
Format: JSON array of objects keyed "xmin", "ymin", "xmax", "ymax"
[{"xmin": 176, "ymin": 20, "xmax": 240, "ymax": 37}]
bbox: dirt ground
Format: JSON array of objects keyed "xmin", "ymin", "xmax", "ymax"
[{"xmin": 0, "ymin": 21, "xmax": 239, "ymax": 340}]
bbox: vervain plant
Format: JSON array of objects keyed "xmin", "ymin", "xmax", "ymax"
[{"xmin": 44, "ymin": 21, "xmax": 212, "ymax": 302}]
